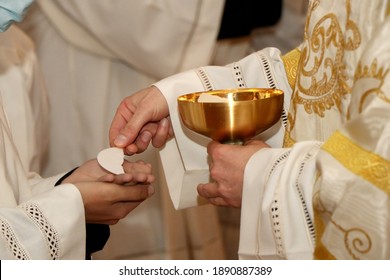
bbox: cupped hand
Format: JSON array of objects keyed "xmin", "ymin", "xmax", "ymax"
[
  {"xmin": 61, "ymin": 158, "xmax": 155, "ymax": 224},
  {"xmin": 74, "ymin": 181, "xmax": 154, "ymax": 225},
  {"xmin": 99, "ymin": 160, "xmax": 155, "ymax": 185},
  {"xmin": 197, "ymin": 139, "xmax": 269, "ymax": 207},
  {"xmin": 62, "ymin": 159, "xmax": 155, "ymax": 186},
  {"xmin": 109, "ymin": 86, "xmax": 173, "ymax": 155}
]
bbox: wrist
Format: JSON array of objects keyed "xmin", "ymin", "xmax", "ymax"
[{"xmin": 55, "ymin": 167, "xmax": 79, "ymax": 186}]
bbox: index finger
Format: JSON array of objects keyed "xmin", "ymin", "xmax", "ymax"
[
  {"xmin": 109, "ymin": 98, "xmax": 140, "ymax": 148},
  {"xmin": 109, "ymin": 86, "xmax": 169, "ymax": 149}
]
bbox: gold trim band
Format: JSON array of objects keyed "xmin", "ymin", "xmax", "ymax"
[
  {"xmin": 281, "ymin": 48, "xmax": 301, "ymax": 90},
  {"xmin": 322, "ymin": 131, "xmax": 390, "ymax": 195}
]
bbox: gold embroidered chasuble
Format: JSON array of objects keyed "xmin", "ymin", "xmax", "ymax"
[
  {"xmin": 283, "ymin": 0, "xmax": 390, "ymax": 259},
  {"xmin": 152, "ymin": 0, "xmax": 390, "ymax": 260}
]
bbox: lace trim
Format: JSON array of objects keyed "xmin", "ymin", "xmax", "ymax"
[
  {"xmin": 295, "ymin": 146, "xmax": 319, "ymax": 247},
  {"xmin": 232, "ymin": 63, "xmax": 246, "ymax": 88},
  {"xmin": 257, "ymin": 52, "xmax": 277, "ymax": 89},
  {"xmin": 281, "ymin": 109, "xmax": 288, "ymax": 129},
  {"xmin": 271, "ymin": 198, "xmax": 283, "ymax": 258},
  {"xmin": 268, "ymin": 151, "xmax": 291, "ymax": 177},
  {"xmin": 263, "ymin": 151, "xmax": 290, "ymax": 259},
  {"xmin": 257, "ymin": 51, "xmax": 288, "ymax": 129},
  {"xmin": 21, "ymin": 204, "xmax": 60, "ymax": 260},
  {"xmin": 0, "ymin": 217, "xmax": 30, "ymax": 259},
  {"xmin": 196, "ymin": 67, "xmax": 213, "ymax": 91},
  {"xmin": 266, "ymin": 147, "xmax": 317, "ymax": 258}
]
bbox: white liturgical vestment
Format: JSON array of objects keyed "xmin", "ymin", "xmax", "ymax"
[
  {"xmin": 155, "ymin": 0, "xmax": 390, "ymax": 259},
  {"xmin": 0, "ymin": 26, "xmax": 86, "ymax": 259}
]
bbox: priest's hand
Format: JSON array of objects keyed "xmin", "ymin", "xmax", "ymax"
[
  {"xmin": 74, "ymin": 181, "xmax": 154, "ymax": 224},
  {"xmin": 197, "ymin": 140, "xmax": 269, "ymax": 207},
  {"xmin": 109, "ymin": 86, "xmax": 173, "ymax": 155}
]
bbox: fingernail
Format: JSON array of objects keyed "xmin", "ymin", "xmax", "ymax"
[
  {"xmin": 140, "ymin": 131, "xmax": 152, "ymax": 143},
  {"xmin": 148, "ymin": 185, "xmax": 155, "ymax": 196},
  {"xmin": 160, "ymin": 118, "xmax": 168, "ymax": 127},
  {"xmin": 114, "ymin": 134, "xmax": 128, "ymax": 147}
]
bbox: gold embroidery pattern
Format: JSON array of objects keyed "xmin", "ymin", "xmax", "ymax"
[
  {"xmin": 281, "ymin": 48, "xmax": 301, "ymax": 90},
  {"xmin": 284, "ymin": 0, "xmax": 362, "ymax": 147},
  {"xmin": 313, "ymin": 131, "xmax": 390, "ymax": 259},
  {"xmin": 283, "ymin": 112, "xmax": 296, "ymax": 148},
  {"xmin": 353, "ymin": 59, "xmax": 390, "ymax": 114},
  {"xmin": 295, "ymin": 0, "xmax": 361, "ymax": 117},
  {"xmin": 314, "ymin": 182, "xmax": 373, "ymax": 260},
  {"xmin": 322, "ymin": 131, "xmax": 390, "ymax": 194},
  {"xmin": 336, "ymin": 225, "xmax": 372, "ymax": 260},
  {"xmin": 313, "ymin": 184, "xmax": 336, "ymax": 259},
  {"xmin": 314, "ymin": 207, "xmax": 372, "ymax": 259},
  {"xmin": 313, "ymin": 217, "xmax": 336, "ymax": 259}
]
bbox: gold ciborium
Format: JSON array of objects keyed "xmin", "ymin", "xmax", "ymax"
[{"xmin": 177, "ymin": 88, "xmax": 284, "ymax": 144}]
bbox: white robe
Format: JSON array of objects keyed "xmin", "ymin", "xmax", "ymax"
[
  {"xmin": 155, "ymin": 0, "xmax": 390, "ymax": 259},
  {"xmin": 19, "ymin": 0, "xmax": 235, "ymax": 259},
  {"xmin": 0, "ymin": 26, "xmax": 85, "ymax": 260},
  {"xmin": 0, "ymin": 25, "xmax": 48, "ymax": 174}
]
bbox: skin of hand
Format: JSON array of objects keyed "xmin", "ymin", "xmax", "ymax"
[
  {"xmin": 109, "ymin": 86, "xmax": 173, "ymax": 155},
  {"xmin": 61, "ymin": 159, "xmax": 155, "ymax": 224},
  {"xmin": 71, "ymin": 181, "xmax": 152, "ymax": 225},
  {"xmin": 197, "ymin": 139, "xmax": 269, "ymax": 207},
  {"xmin": 63, "ymin": 159, "xmax": 155, "ymax": 185}
]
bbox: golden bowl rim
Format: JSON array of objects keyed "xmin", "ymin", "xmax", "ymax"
[{"xmin": 177, "ymin": 87, "xmax": 284, "ymax": 103}]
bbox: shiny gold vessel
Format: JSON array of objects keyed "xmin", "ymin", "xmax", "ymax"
[{"xmin": 177, "ymin": 88, "xmax": 284, "ymax": 144}]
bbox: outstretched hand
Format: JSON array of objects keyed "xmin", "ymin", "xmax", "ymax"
[
  {"xmin": 61, "ymin": 158, "xmax": 155, "ymax": 224},
  {"xmin": 64, "ymin": 158, "xmax": 155, "ymax": 185},
  {"xmin": 109, "ymin": 86, "xmax": 173, "ymax": 155},
  {"xmin": 197, "ymin": 140, "xmax": 269, "ymax": 207},
  {"xmin": 73, "ymin": 181, "xmax": 153, "ymax": 225}
]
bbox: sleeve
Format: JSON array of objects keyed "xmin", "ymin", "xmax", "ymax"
[
  {"xmin": 43, "ymin": 0, "xmax": 225, "ymax": 78},
  {"xmin": 54, "ymin": 168, "xmax": 110, "ymax": 259},
  {"xmin": 239, "ymin": 141, "xmax": 321, "ymax": 260},
  {"xmin": 242, "ymin": 18, "xmax": 390, "ymax": 260},
  {"xmin": 154, "ymin": 47, "xmax": 293, "ymax": 209},
  {"xmin": 0, "ymin": 25, "xmax": 49, "ymax": 174},
  {"xmin": 0, "ymin": 25, "xmax": 85, "ymax": 260},
  {"xmin": 0, "ymin": 182, "xmax": 86, "ymax": 260},
  {"xmin": 311, "ymin": 19, "xmax": 390, "ymax": 259}
]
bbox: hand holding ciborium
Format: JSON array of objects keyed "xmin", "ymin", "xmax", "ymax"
[{"xmin": 177, "ymin": 88, "xmax": 284, "ymax": 145}]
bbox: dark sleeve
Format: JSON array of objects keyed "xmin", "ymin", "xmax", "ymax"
[
  {"xmin": 55, "ymin": 167, "xmax": 110, "ymax": 259},
  {"xmin": 217, "ymin": 0, "xmax": 283, "ymax": 39},
  {"xmin": 84, "ymin": 224, "xmax": 110, "ymax": 259}
]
